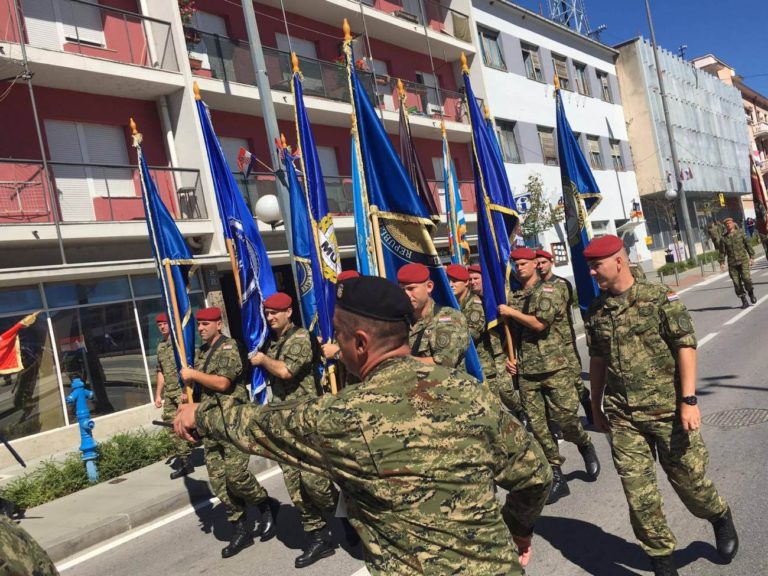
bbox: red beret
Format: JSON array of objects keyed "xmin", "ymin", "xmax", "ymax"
[
  {"xmin": 396, "ymin": 263, "xmax": 430, "ymax": 284},
  {"xmin": 583, "ymin": 235, "xmax": 624, "ymax": 260},
  {"xmin": 468, "ymin": 264, "xmax": 482, "ymax": 274},
  {"xmin": 263, "ymin": 292, "xmax": 292, "ymax": 310},
  {"xmin": 536, "ymin": 249, "xmax": 553, "ymax": 261},
  {"xmin": 337, "ymin": 270, "xmax": 360, "ymax": 281},
  {"xmin": 155, "ymin": 312, "xmax": 168, "ymax": 323},
  {"xmin": 196, "ymin": 307, "xmax": 222, "ymax": 321},
  {"xmin": 445, "ymin": 264, "xmax": 469, "ymax": 282},
  {"xmin": 509, "ymin": 247, "xmax": 537, "ymax": 261}
]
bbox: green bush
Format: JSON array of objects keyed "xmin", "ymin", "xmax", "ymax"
[
  {"xmin": 0, "ymin": 429, "xmax": 176, "ymax": 510},
  {"xmin": 657, "ymin": 250, "xmax": 720, "ymax": 278}
]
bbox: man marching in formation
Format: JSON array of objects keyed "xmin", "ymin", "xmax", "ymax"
[{"xmin": 719, "ymin": 216, "xmax": 756, "ymax": 308}]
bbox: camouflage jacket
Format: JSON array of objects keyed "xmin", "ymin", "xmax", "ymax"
[
  {"xmin": 719, "ymin": 228, "xmax": 754, "ymax": 265},
  {"xmin": 543, "ymin": 276, "xmax": 581, "ymax": 372},
  {"xmin": 585, "ymin": 280, "xmax": 697, "ymax": 421},
  {"xmin": 196, "ymin": 356, "xmax": 551, "ymax": 576},
  {"xmin": 156, "ymin": 339, "xmax": 183, "ymax": 400},
  {"xmin": 508, "ymin": 281, "xmax": 571, "ymax": 375},
  {"xmin": 0, "ymin": 514, "xmax": 59, "ymax": 576},
  {"xmin": 264, "ymin": 325, "xmax": 319, "ymax": 402},
  {"xmin": 458, "ymin": 290, "xmax": 502, "ymax": 379},
  {"xmin": 707, "ymin": 222, "xmax": 725, "ymax": 242},
  {"xmin": 194, "ymin": 335, "xmax": 250, "ymax": 412},
  {"xmin": 409, "ymin": 299, "xmax": 469, "ymax": 369}
]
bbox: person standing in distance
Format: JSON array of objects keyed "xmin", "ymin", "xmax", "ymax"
[
  {"xmin": 584, "ymin": 235, "xmax": 738, "ymax": 576},
  {"xmin": 718, "ymin": 217, "xmax": 755, "ymax": 308},
  {"xmin": 468, "ymin": 264, "xmax": 483, "ymax": 296}
]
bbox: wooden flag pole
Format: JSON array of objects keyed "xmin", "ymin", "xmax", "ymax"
[
  {"xmin": 369, "ymin": 206, "xmax": 387, "ymax": 279},
  {"xmin": 226, "ymin": 238, "xmax": 243, "ymax": 304},
  {"xmin": 164, "ymin": 260, "xmax": 193, "ymax": 403}
]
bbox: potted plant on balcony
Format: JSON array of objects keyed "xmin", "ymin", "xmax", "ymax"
[{"xmin": 179, "ymin": 0, "xmax": 201, "ymax": 52}]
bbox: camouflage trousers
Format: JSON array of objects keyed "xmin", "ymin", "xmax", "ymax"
[
  {"xmin": 162, "ymin": 395, "xmax": 191, "ymax": 460},
  {"xmin": 520, "ymin": 368, "xmax": 591, "ymax": 466},
  {"xmin": 727, "ymin": 261, "xmax": 753, "ymax": 297},
  {"xmin": 203, "ymin": 437, "xmax": 268, "ymax": 522},
  {"xmin": 280, "ymin": 463, "xmax": 337, "ymax": 533},
  {"xmin": 0, "ymin": 514, "xmax": 59, "ymax": 576},
  {"xmin": 608, "ymin": 414, "xmax": 728, "ymax": 557},
  {"xmin": 761, "ymin": 234, "xmax": 768, "ymax": 259}
]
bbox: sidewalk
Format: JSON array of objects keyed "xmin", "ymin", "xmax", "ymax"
[{"xmin": 9, "ymin": 264, "xmax": 731, "ymax": 565}]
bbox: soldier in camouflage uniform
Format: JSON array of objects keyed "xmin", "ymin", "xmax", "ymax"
[
  {"xmin": 719, "ymin": 217, "xmax": 755, "ymax": 307},
  {"xmin": 583, "ymin": 235, "xmax": 738, "ymax": 576},
  {"xmin": 706, "ymin": 219, "xmax": 725, "ymax": 252},
  {"xmin": 446, "ymin": 264, "xmax": 522, "ymax": 416},
  {"xmin": 468, "ymin": 263, "xmax": 483, "ymax": 295},
  {"xmin": 180, "ymin": 307, "xmax": 276, "ymax": 559},
  {"xmin": 175, "ymin": 276, "xmax": 552, "ymax": 575},
  {"xmin": 153, "ymin": 313, "xmax": 193, "ymax": 479},
  {"xmin": 397, "ymin": 263, "xmax": 469, "ymax": 369},
  {"xmin": 0, "ymin": 514, "xmax": 58, "ymax": 576},
  {"xmin": 499, "ymin": 248, "xmax": 600, "ymax": 505},
  {"xmin": 251, "ymin": 292, "xmax": 339, "ymax": 569}
]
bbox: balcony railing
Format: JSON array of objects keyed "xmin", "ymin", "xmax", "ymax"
[
  {"xmin": 348, "ymin": 0, "xmax": 472, "ymax": 42},
  {"xmin": 187, "ymin": 32, "xmax": 471, "ymax": 124},
  {"xmin": 8, "ymin": 0, "xmax": 178, "ymax": 71},
  {"xmin": 0, "ymin": 159, "xmax": 206, "ymax": 225},
  {"xmin": 755, "ymin": 121, "xmax": 768, "ymax": 139}
]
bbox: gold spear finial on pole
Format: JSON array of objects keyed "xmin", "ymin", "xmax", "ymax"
[
  {"xmin": 280, "ymin": 133, "xmax": 288, "ymax": 150},
  {"xmin": 343, "ymin": 18, "xmax": 351, "ymax": 41},
  {"xmin": 192, "ymin": 81, "xmax": 201, "ymax": 100},
  {"xmin": 397, "ymin": 78, "xmax": 405, "ymax": 100},
  {"xmin": 460, "ymin": 52, "xmax": 469, "ymax": 73},
  {"xmin": 129, "ymin": 117, "xmax": 142, "ymax": 146},
  {"xmin": 129, "ymin": 117, "xmax": 138, "ymax": 135},
  {"xmin": 291, "ymin": 51, "xmax": 300, "ymax": 74},
  {"xmin": 554, "ymin": 74, "xmax": 561, "ymax": 91},
  {"xmin": 441, "ymin": 119, "xmax": 446, "ymax": 137},
  {"xmin": 483, "ymin": 104, "xmax": 491, "ymax": 120}
]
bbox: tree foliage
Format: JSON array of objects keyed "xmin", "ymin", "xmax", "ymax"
[{"xmin": 520, "ymin": 174, "xmax": 563, "ymax": 243}]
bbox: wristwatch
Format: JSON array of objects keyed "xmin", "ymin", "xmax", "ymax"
[{"xmin": 681, "ymin": 395, "xmax": 698, "ymax": 406}]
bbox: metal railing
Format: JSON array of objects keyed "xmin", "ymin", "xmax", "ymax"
[
  {"xmin": 754, "ymin": 121, "xmax": 768, "ymax": 138},
  {"xmin": 9, "ymin": 0, "xmax": 178, "ymax": 71},
  {"xmin": 0, "ymin": 159, "xmax": 205, "ymax": 224},
  {"xmin": 426, "ymin": 178, "xmax": 477, "ymax": 213},
  {"xmin": 348, "ymin": 0, "xmax": 472, "ymax": 41},
  {"xmin": 187, "ymin": 32, "xmax": 470, "ymax": 123}
]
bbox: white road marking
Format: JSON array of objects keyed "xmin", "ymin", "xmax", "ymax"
[
  {"xmin": 724, "ymin": 293, "xmax": 768, "ymax": 325},
  {"xmin": 698, "ymin": 332, "xmax": 718, "ymax": 347},
  {"xmin": 677, "ymin": 271, "xmax": 727, "ymax": 294},
  {"xmin": 57, "ymin": 466, "xmax": 283, "ymax": 571},
  {"xmin": 351, "ymin": 568, "xmax": 371, "ymax": 576}
]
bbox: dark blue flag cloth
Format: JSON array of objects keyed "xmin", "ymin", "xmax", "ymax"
[
  {"xmin": 555, "ymin": 87, "xmax": 601, "ymax": 315},
  {"xmin": 291, "ymin": 70, "xmax": 340, "ymax": 344},
  {"xmin": 462, "ymin": 59, "xmax": 519, "ymax": 331},
  {"xmin": 346, "ymin": 33, "xmax": 483, "ymax": 382},
  {"xmin": 194, "ymin": 93, "xmax": 276, "ymax": 403},
  {"xmin": 133, "ymin": 123, "xmax": 196, "ymax": 398}
]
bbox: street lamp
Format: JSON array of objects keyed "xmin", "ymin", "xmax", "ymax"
[{"xmin": 254, "ymin": 194, "xmax": 283, "ymax": 230}]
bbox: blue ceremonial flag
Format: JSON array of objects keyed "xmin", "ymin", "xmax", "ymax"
[
  {"xmin": 441, "ymin": 124, "xmax": 469, "ymax": 265},
  {"xmin": 461, "ymin": 56, "xmax": 519, "ymax": 332},
  {"xmin": 345, "ymin": 26, "xmax": 482, "ymax": 381},
  {"xmin": 555, "ymin": 85, "xmax": 601, "ymax": 315},
  {"xmin": 133, "ymin": 120, "xmax": 196, "ymax": 399},
  {"xmin": 351, "ymin": 129, "xmax": 375, "ymax": 276},
  {"xmin": 194, "ymin": 89, "xmax": 276, "ymax": 404}
]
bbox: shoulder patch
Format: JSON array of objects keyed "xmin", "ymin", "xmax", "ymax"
[
  {"xmin": 222, "ymin": 344, "xmax": 233, "ymax": 350},
  {"xmin": 666, "ymin": 292, "xmax": 679, "ymax": 302},
  {"xmin": 473, "ymin": 297, "xmax": 482, "ymax": 304},
  {"xmin": 542, "ymin": 286, "xmax": 554, "ymax": 293},
  {"xmin": 437, "ymin": 316, "xmax": 452, "ymax": 323}
]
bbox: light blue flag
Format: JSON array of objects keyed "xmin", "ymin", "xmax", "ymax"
[
  {"xmin": 351, "ymin": 130, "xmax": 374, "ymax": 276},
  {"xmin": 442, "ymin": 128, "xmax": 469, "ymax": 264},
  {"xmin": 194, "ymin": 97, "xmax": 276, "ymax": 404}
]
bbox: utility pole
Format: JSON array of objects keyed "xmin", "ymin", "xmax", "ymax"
[{"xmin": 644, "ymin": 0, "xmax": 697, "ymax": 260}]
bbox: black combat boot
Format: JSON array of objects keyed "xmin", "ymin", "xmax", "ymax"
[
  {"xmin": 340, "ymin": 517, "xmax": 361, "ymax": 547},
  {"xmin": 741, "ymin": 295, "xmax": 749, "ymax": 308},
  {"xmin": 649, "ymin": 554, "xmax": 679, "ymax": 576},
  {"xmin": 221, "ymin": 516, "xmax": 254, "ymax": 558},
  {"xmin": 711, "ymin": 507, "xmax": 739, "ymax": 562},
  {"xmin": 578, "ymin": 442, "xmax": 600, "ymax": 480},
  {"xmin": 546, "ymin": 466, "xmax": 570, "ymax": 505},
  {"xmin": 295, "ymin": 529, "xmax": 335, "ymax": 568},
  {"xmin": 549, "ymin": 421, "xmax": 563, "ymax": 441},
  {"xmin": 580, "ymin": 390, "xmax": 594, "ymax": 425},
  {"xmin": 255, "ymin": 497, "xmax": 280, "ymax": 541},
  {"xmin": 749, "ymin": 290, "xmax": 757, "ymax": 304},
  {"xmin": 169, "ymin": 457, "xmax": 193, "ymax": 480}
]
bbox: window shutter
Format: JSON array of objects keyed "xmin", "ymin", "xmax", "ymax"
[
  {"xmin": 45, "ymin": 119, "xmax": 95, "ymax": 221},
  {"xmin": 82, "ymin": 123, "xmax": 134, "ymax": 198},
  {"xmin": 553, "ymin": 56, "xmax": 568, "ymax": 81},
  {"xmin": 20, "ymin": 0, "xmax": 61, "ymax": 50},
  {"xmin": 60, "ymin": 0, "xmax": 105, "ymax": 46}
]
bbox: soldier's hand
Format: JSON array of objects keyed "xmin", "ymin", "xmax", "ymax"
[
  {"xmin": 720, "ymin": 263, "xmax": 725, "ymax": 272},
  {"xmin": 154, "ymin": 395, "xmax": 163, "ymax": 408},
  {"xmin": 250, "ymin": 352, "xmax": 265, "ymax": 367},
  {"xmin": 749, "ymin": 259, "xmax": 754, "ymax": 268},
  {"xmin": 174, "ymin": 403, "xmax": 200, "ymax": 442},
  {"xmin": 179, "ymin": 367, "xmax": 195, "ymax": 383},
  {"xmin": 498, "ymin": 304, "xmax": 514, "ymax": 318},
  {"xmin": 592, "ymin": 408, "xmax": 611, "ymax": 433},
  {"xmin": 322, "ymin": 342, "xmax": 340, "ymax": 360},
  {"xmin": 680, "ymin": 403, "xmax": 701, "ymax": 432},
  {"xmin": 505, "ymin": 358, "xmax": 518, "ymax": 376},
  {"xmin": 512, "ymin": 534, "xmax": 532, "ymax": 568}
]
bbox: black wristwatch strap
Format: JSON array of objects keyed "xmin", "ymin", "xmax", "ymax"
[{"xmin": 681, "ymin": 395, "xmax": 698, "ymax": 406}]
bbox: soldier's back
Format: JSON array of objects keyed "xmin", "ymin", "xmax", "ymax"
[{"xmin": 0, "ymin": 515, "xmax": 59, "ymax": 576}]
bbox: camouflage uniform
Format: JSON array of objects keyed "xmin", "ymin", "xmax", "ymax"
[
  {"xmin": 509, "ymin": 282, "xmax": 592, "ymax": 466},
  {"xmin": 409, "ymin": 298, "xmax": 469, "ymax": 368},
  {"xmin": 458, "ymin": 291, "xmax": 521, "ymax": 413},
  {"xmin": 196, "ymin": 336, "xmax": 268, "ymax": 522},
  {"xmin": 718, "ymin": 227, "xmax": 754, "ymax": 297},
  {"xmin": 585, "ymin": 280, "xmax": 728, "ymax": 557},
  {"xmin": 156, "ymin": 339, "xmax": 191, "ymax": 461},
  {"xmin": 265, "ymin": 325, "xmax": 337, "ymax": 533},
  {"xmin": 706, "ymin": 221, "xmax": 724, "ymax": 252},
  {"xmin": 759, "ymin": 231, "xmax": 768, "ymax": 259},
  {"xmin": 544, "ymin": 276, "xmax": 585, "ymax": 404},
  {"xmin": 0, "ymin": 515, "xmax": 58, "ymax": 576},
  {"xmin": 197, "ymin": 356, "xmax": 552, "ymax": 576}
]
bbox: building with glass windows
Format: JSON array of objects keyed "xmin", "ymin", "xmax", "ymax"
[{"xmin": 468, "ymin": 0, "xmax": 651, "ymax": 271}]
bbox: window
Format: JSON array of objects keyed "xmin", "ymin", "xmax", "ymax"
[
  {"xmin": 478, "ymin": 27, "xmax": 505, "ymax": 70},
  {"xmin": 496, "ymin": 120, "xmax": 521, "ymax": 163},
  {"xmin": 597, "ymin": 71, "xmax": 612, "ymax": 102},
  {"xmin": 21, "ymin": 0, "xmax": 105, "ymax": 50},
  {"xmin": 522, "ymin": 43, "xmax": 543, "ymax": 81},
  {"xmin": 551, "ymin": 54, "xmax": 570, "ymax": 90},
  {"xmin": 610, "ymin": 139, "xmax": 625, "ymax": 171},
  {"xmin": 574, "ymin": 63, "xmax": 590, "ymax": 96},
  {"xmin": 416, "ymin": 71, "xmax": 443, "ymax": 115},
  {"xmin": 587, "ymin": 136, "xmax": 603, "ymax": 170},
  {"xmin": 537, "ymin": 127, "xmax": 558, "ymax": 165}
]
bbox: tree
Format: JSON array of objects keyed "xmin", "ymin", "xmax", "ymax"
[{"xmin": 520, "ymin": 174, "xmax": 563, "ymax": 246}]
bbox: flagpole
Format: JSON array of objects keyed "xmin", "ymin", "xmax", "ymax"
[
  {"xmin": 163, "ymin": 259, "xmax": 193, "ymax": 403},
  {"xmin": 369, "ymin": 206, "xmax": 387, "ymax": 279},
  {"xmin": 226, "ymin": 238, "xmax": 243, "ymax": 304}
]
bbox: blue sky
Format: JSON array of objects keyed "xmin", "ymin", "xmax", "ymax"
[{"xmin": 515, "ymin": 0, "xmax": 768, "ymax": 95}]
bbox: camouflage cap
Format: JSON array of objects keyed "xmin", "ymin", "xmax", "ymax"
[{"xmin": 337, "ymin": 276, "xmax": 413, "ymax": 323}]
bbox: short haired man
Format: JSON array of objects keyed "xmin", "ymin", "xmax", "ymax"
[
  {"xmin": 468, "ymin": 264, "xmax": 483, "ymax": 295},
  {"xmin": 175, "ymin": 276, "xmax": 552, "ymax": 575},
  {"xmin": 250, "ymin": 293, "xmax": 339, "ymax": 568},
  {"xmin": 718, "ymin": 217, "xmax": 755, "ymax": 308},
  {"xmin": 180, "ymin": 307, "xmax": 277, "ymax": 559},
  {"xmin": 584, "ymin": 235, "xmax": 738, "ymax": 576},
  {"xmin": 397, "ymin": 263, "xmax": 468, "ymax": 368}
]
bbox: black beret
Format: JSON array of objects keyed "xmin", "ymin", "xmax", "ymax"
[{"xmin": 336, "ymin": 276, "xmax": 413, "ymax": 323}]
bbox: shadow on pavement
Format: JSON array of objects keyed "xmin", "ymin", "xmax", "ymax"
[{"xmin": 687, "ymin": 306, "xmax": 739, "ymax": 312}]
